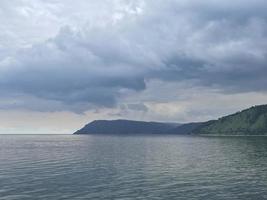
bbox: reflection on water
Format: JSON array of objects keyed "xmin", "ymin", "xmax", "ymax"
[{"xmin": 0, "ymin": 135, "xmax": 267, "ymax": 200}]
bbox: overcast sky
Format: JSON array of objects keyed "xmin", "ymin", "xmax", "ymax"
[{"xmin": 1, "ymin": 0, "xmax": 267, "ymax": 134}]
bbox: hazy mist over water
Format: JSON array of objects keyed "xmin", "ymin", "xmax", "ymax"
[{"xmin": 0, "ymin": 135, "xmax": 267, "ymax": 200}]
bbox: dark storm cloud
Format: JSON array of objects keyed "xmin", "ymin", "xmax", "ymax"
[{"xmin": 0, "ymin": 0, "xmax": 267, "ymax": 112}]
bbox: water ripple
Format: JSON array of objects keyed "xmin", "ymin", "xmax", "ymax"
[{"xmin": 0, "ymin": 135, "xmax": 267, "ymax": 199}]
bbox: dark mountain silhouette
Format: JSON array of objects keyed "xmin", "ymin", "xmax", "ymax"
[
  {"xmin": 74, "ymin": 105, "xmax": 267, "ymax": 135},
  {"xmin": 167, "ymin": 122, "xmax": 204, "ymax": 134},
  {"xmin": 74, "ymin": 120, "xmax": 180, "ymax": 135}
]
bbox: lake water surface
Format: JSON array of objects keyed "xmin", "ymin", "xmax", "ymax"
[{"xmin": 0, "ymin": 134, "xmax": 267, "ymax": 199}]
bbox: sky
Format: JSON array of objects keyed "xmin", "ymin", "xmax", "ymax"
[{"xmin": 0, "ymin": 0, "xmax": 267, "ymax": 134}]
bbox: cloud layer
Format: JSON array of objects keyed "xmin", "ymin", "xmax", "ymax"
[{"xmin": 0, "ymin": 0, "xmax": 267, "ymax": 114}]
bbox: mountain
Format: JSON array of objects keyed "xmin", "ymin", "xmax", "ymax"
[
  {"xmin": 167, "ymin": 122, "xmax": 204, "ymax": 134},
  {"xmin": 195, "ymin": 105, "xmax": 267, "ymax": 135},
  {"xmin": 74, "ymin": 105, "xmax": 267, "ymax": 135},
  {"xmin": 74, "ymin": 119, "xmax": 181, "ymax": 135}
]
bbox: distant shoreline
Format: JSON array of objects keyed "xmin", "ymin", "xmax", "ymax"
[
  {"xmin": 198, "ymin": 134, "xmax": 267, "ymax": 137},
  {"xmin": 0, "ymin": 133, "xmax": 267, "ymax": 137}
]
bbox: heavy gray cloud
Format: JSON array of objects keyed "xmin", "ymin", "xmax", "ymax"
[{"xmin": 0, "ymin": 0, "xmax": 267, "ymax": 113}]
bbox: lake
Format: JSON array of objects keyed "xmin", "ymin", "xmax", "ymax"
[{"xmin": 0, "ymin": 134, "xmax": 267, "ymax": 199}]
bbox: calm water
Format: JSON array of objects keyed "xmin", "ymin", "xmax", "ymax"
[{"xmin": 0, "ymin": 135, "xmax": 267, "ymax": 200}]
